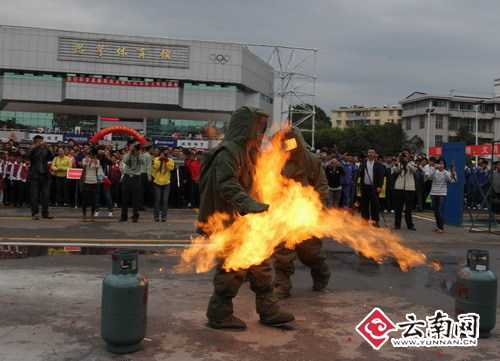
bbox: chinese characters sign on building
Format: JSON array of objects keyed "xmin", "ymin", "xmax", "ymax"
[
  {"xmin": 66, "ymin": 76, "xmax": 179, "ymax": 88},
  {"xmin": 59, "ymin": 37, "xmax": 190, "ymax": 68}
]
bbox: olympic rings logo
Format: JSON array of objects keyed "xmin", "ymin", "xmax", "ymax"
[{"xmin": 210, "ymin": 54, "xmax": 231, "ymax": 65}]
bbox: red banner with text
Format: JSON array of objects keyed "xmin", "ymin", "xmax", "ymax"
[
  {"xmin": 66, "ymin": 76, "xmax": 179, "ymax": 88},
  {"xmin": 430, "ymin": 144, "xmax": 500, "ymax": 157}
]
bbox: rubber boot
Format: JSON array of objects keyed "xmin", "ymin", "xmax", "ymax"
[
  {"xmin": 256, "ymin": 292, "xmax": 294, "ymax": 327},
  {"xmin": 259, "ymin": 308, "xmax": 295, "ymax": 327},
  {"xmin": 207, "ymin": 315, "xmax": 247, "ymax": 331}
]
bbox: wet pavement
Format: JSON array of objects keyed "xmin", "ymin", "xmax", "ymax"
[{"xmin": 1, "ymin": 205, "xmax": 500, "ymax": 360}]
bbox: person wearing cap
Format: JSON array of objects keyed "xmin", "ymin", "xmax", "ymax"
[{"xmin": 26, "ymin": 135, "xmax": 54, "ymax": 220}]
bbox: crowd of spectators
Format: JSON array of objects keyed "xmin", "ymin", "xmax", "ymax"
[
  {"xmin": 0, "ymin": 137, "xmax": 202, "ymax": 219},
  {"xmin": 320, "ymin": 145, "xmax": 497, "ymax": 231}
]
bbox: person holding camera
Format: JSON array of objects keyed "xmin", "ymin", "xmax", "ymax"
[
  {"xmin": 152, "ymin": 147, "xmax": 175, "ymax": 222},
  {"xmin": 119, "ymin": 142, "xmax": 146, "ymax": 222},
  {"xmin": 357, "ymin": 148, "xmax": 386, "ymax": 227},
  {"xmin": 26, "ymin": 135, "xmax": 54, "ymax": 220},
  {"xmin": 391, "ymin": 150, "xmax": 417, "ymax": 230}
]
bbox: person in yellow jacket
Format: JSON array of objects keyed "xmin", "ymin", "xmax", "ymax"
[
  {"xmin": 152, "ymin": 147, "xmax": 175, "ymax": 221},
  {"xmin": 51, "ymin": 148, "xmax": 72, "ymax": 206}
]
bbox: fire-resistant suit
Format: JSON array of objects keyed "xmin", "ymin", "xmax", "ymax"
[
  {"xmin": 272, "ymin": 127, "xmax": 331, "ymax": 298},
  {"xmin": 199, "ymin": 106, "xmax": 295, "ymax": 330}
]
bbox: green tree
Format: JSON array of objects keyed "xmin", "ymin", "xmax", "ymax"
[
  {"xmin": 448, "ymin": 124, "xmax": 476, "ymax": 145},
  {"xmin": 403, "ymin": 135, "xmax": 424, "ymax": 154},
  {"xmin": 291, "ymin": 104, "xmax": 331, "ymax": 131},
  {"xmin": 308, "ymin": 123, "xmax": 407, "ymax": 156}
]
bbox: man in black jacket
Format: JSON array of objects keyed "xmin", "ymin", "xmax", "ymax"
[
  {"xmin": 26, "ymin": 135, "xmax": 54, "ymax": 220},
  {"xmin": 357, "ymin": 148, "xmax": 385, "ymax": 227}
]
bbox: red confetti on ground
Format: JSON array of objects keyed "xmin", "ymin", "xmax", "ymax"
[
  {"xmin": 48, "ymin": 293, "xmax": 53, "ymax": 296},
  {"xmin": 10, "ymin": 303, "xmax": 16, "ymax": 305},
  {"xmin": 215, "ymin": 348, "xmax": 222, "ymax": 352},
  {"xmin": 436, "ymin": 352, "xmax": 443, "ymax": 356},
  {"xmin": 347, "ymin": 337, "xmax": 352, "ymax": 342}
]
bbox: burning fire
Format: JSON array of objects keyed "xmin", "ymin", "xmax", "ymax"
[{"xmin": 176, "ymin": 130, "xmax": 438, "ymax": 273}]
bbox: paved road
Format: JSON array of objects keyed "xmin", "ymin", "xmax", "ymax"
[{"xmin": 1, "ymin": 205, "xmax": 500, "ymax": 360}]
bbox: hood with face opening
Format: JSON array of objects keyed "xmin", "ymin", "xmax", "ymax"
[{"xmin": 224, "ymin": 106, "xmax": 269, "ymax": 143}]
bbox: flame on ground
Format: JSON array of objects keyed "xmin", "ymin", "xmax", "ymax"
[{"xmin": 175, "ymin": 131, "xmax": 434, "ymax": 274}]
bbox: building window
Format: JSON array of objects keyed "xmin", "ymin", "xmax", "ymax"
[
  {"xmin": 406, "ymin": 119, "xmax": 412, "ymax": 130},
  {"xmin": 389, "ymin": 110, "xmax": 394, "ymax": 116},
  {"xmin": 337, "ymin": 120, "xmax": 342, "ymax": 127},
  {"xmin": 0, "ymin": 111, "xmax": 97, "ymax": 133},
  {"xmin": 417, "ymin": 100, "xmax": 428, "ymax": 108},
  {"xmin": 435, "ymin": 135, "xmax": 443, "ymax": 147},
  {"xmin": 448, "ymin": 118, "xmax": 458, "ymax": 130},
  {"xmin": 478, "ymin": 119, "xmax": 488, "ymax": 132},
  {"xmin": 146, "ymin": 118, "xmax": 226, "ymax": 137},
  {"xmin": 450, "ymin": 102, "xmax": 458, "ymax": 110},
  {"xmin": 374, "ymin": 119, "xmax": 380, "ymax": 125},
  {"xmin": 432, "ymin": 100, "xmax": 447, "ymax": 107},
  {"xmin": 460, "ymin": 103, "xmax": 473, "ymax": 110},
  {"xmin": 462, "ymin": 118, "xmax": 475, "ymax": 132},
  {"xmin": 337, "ymin": 112, "xmax": 342, "ymax": 117},
  {"xmin": 419, "ymin": 115, "xmax": 425, "ymax": 129},
  {"xmin": 375, "ymin": 111, "xmax": 380, "ymax": 116},
  {"xmin": 435, "ymin": 119, "xmax": 443, "ymax": 129}
]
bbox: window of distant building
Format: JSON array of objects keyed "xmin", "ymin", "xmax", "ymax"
[
  {"xmin": 461, "ymin": 118, "xmax": 475, "ymax": 132},
  {"xmin": 448, "ymin": 118, "xmax": 458, "ymax": 130},
  {"xmin": 337, "ymin": 120, "xmax": 342, "ymax": 127},
  {"xmin": 419, "ymin": 115, "xmax": 425, "ymax": 129},
  {"xmin": 406, "ymin": 119, "xmax": 412, "ymax": 130},
  {"xmin": 478, "ymin": 119, "xmax": 488, "ymax": 132},
  {"xmin": 337, "ymin": 112, "xmax": 342, "ymax": 117},
  {"xmin": 435, "ymin": 115, "xmax": 443, "ymax": 129},
  {"xmin": 460, "ymin": 103, "xmax": 473, "ymax": 110},
  {"xmin": 375, "ymin": 110, "xmax": 380, "ymax": 116},
  {"xmin": 432, "ymin": 100, "xmax": 447, "ymax": 107},
  {"xmin": 389, "ymin": 110, "xmax": 394, "ymax": 116},
  {"xmin": 435, "ymin": 135, "xmax": 443, "ymax": 147},
  {"xmin": 375, "ymin": 119, "xmax": 380, "ymax": 125},
  {"xmin": 449, "ymin": 102, "xmax": 458, "ymax": 109}
]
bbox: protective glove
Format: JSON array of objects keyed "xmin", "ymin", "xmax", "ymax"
[{"xmin": 241, "ymin": 201, "xmax": 270, "ymax": 215}]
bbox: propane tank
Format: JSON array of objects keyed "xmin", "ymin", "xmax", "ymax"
[
  {"xmin": 101, "ymin": 249, "xmax": 148, "ymax": 353},
  {"xmin": 455, "ymin": 249, "xmax": 497, "ymax": 338}
]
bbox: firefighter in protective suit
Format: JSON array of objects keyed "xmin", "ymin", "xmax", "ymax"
[
  {"xmin": 199, "ymin": 106, "xmax": 295, "ymax": 330},
  {"xmin": 272, "ymin": 127, "xmax": 331, "ymax": 298}
]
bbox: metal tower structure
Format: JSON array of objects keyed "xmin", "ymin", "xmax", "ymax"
[{"xmin": 245, "ymin": 44, "xmax": 318, "ymax": 149}]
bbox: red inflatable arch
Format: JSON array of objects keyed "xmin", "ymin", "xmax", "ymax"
[{"xmin": 90, "ymin": 125, "xmax": 147, "ymax": 145}]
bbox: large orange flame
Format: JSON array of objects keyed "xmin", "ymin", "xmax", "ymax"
[{"xmin": 176, "ymin": 131, "xmax": 435, "ymax": 273}]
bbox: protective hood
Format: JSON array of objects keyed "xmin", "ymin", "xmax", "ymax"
[
  {"xmin": 224, "ymin": 106, "xmax": 269, "ymax": 143},
  {"xmin": 281, "ymin": 127, "xmax": 309, "ymax": 181}
]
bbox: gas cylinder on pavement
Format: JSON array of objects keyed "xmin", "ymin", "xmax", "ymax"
[
  {"xmin": 101, "ymin": 249, "xmax": 148, "ymax": 353},
  {"xmin": 455, "ymin": 249, "xmax": 497, "ymax": 338}
]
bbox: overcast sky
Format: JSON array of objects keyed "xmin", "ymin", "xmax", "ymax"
[{"xmin": 1, "ymin": 0, "xmax": 499, "ymax": 113}]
